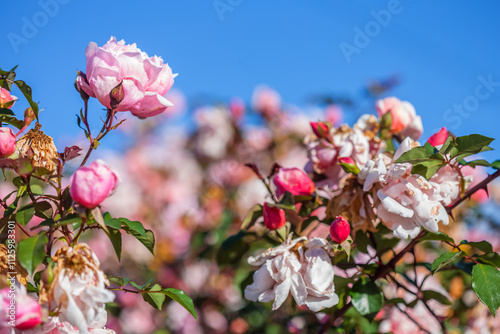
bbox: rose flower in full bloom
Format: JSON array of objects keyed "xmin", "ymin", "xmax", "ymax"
[
  {"xmin": 76, "ymin": 36, "xmax": 177, "ymax": 118},
  {"xmin": 244, "ymin": 237, "xmax": 339, "ymax": 312}
]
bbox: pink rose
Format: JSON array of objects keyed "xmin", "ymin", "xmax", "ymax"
[
  {"xmin": 310, "ymin": 121, "xmax": 329, "ymax": 139},
  {"xmin": 0, "ymin": 127, "xmax": 16, "ymax": 158},
  {"xmin": 263, "ymin": 203, "xmax": 286, "ymax": 230},
  {"xmin": 69, "ymin": 160, "xmax": 118, "ymax": 208},
  {"xmin": 229, "ymin": 97, "xmax": 245, "ymax": 120},
  {"xmin": 376, "ymin": 97, "xmax": 423, "ymax": 140},
  {"xmin": 77, "ymin": 36, "xmax": 176, "ymax": 118},
  {"xmin": 0, "ymin": 88, "xmax": 16, "ymax": 109},
  {"xmin": 330, "ymin": 216, "xmax": 350, "ymax": 243},
  {"xmin": 273, "ymin": 167, "xmax": 315, "ymax": 198},
  {"xmin": 1, "ymin": 288, "xmax": 42, "ymax": 330},
  {"xmin": 427, "ymin": 127, "xmax": 448, "ymax": 147}
]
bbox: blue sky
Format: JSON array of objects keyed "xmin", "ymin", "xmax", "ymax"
[{"xmin": 1, "ymin": 0, "xmax": 500, "ymax": 158}]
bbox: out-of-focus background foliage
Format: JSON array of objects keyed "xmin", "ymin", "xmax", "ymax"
[{"xmin": 2, "ymin": 1, "xmax": 500, "ymax": 333}]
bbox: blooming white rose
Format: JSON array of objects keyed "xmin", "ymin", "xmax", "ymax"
[{"xmin": 244, "ymin": 237, "xmax": 339, "ymax": 312}]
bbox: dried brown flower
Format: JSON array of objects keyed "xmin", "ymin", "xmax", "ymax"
[
  {"xmin": 16, "ymin": 123, "xmax": 59, "ymax": 173},
  {"xmin": 0, "ymin": 243, "xmax": 28, "ymax": 287}
]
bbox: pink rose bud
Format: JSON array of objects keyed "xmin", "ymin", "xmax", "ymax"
[
  {"xmin": 0, "ymin": 87, "xmax": 17, "ymax": 109},
  {"xmin": 15, "ymin": 292, "xmax": 43, "ymax": 330},
  {"xmin": 338, "ymin": 157, "xmax": 360, "ymax": 175},
  {"xmin": 273, "ymin": 167, "xmax": 315, "ymax": 198},
  {"xmin": 69, "ymin": 160, "xmax": 118, "ymax": 208},
  {"xmin": 427, "ymin": 127, "xmax": 448, "ymax": 147},
  {"xmin": 79, "ymin": 37, "xmax": 176, "ymax": 117},
  {"xmin": 310, "ymin": 121, "xmax": 329, "ymax": 138},
  {"xmin": 229, "ymin": 97, "xmax": 245, "ymax": 120},
  {"xmin": 263, "ymin": 203, "xmax": 286, "ymax": 230},
  {"xmin": 330, "ymin": 215, "xmax": 350, "ymax": 243},
  {"xmin": 24, "ymin": 107, "xmax": 36, "ymax": 127},
  {"xmin": 0, "ymin": 127, "xmax": 16, "ymax": 158}
]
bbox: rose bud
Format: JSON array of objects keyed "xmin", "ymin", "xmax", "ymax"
[
  {"xmin": 310, "ymin": 121, "xmax": 330, "ymax": 139},
  {"xmin": 0, "ymin": 87, "xmax": 17, "ymax": 109},
  {"xmin": 330, "ymin": 216, "xmax": 350, "ymax": 243},
  {"xmin": 24, "ymin": 107, "xmax": 36, "ymax": 127},
  {"xmin": 78, "ymin": 36, "xmax": 176, "ymax": 118},
  {"xmin": 427, "ymin": 127, "xmax": 448, "ymax": 148},
  {"xmin": 0, "ymin": 127, "xmax": 16, "ymax": 158},
  {"xmin": 273, "ymin": 167, "xmax": 315, "ymax": 198},
  {"xmin": 15, "ymin": 291, "xmax": 43, "ymax": 329},
  {"xmin": 263, "ymin": 203, "xmax": 286, "ymax": 230},
  {"xmin": 338, "ymin": 157, "xmax": 360, "ymax": 175},
  {"xmin": 69, "ymin": 160, "xmax": 118, "ymax": 208}
]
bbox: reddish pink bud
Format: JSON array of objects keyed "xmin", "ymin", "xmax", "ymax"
[
  {"xmin": 310, "ymin": 121, "xmax": 329, "ymax": 138},
  {"xmin": 263, "ymin": 203, "xmax": 286, "ymax": 230},
  {"xmin": 0, "ymin": 87, "xmax": 17, "ymax": 109},
  {"xmin": 338, "ymin": 157, "xmax": 355, "ymax": 165},
  {"xmin": 229, "ymin": 97, "xmax": 245, "ymax": 120},
  {"xmin": 330, "ymin": 216, "xmax": 350, "ymax": 243},
  {"xmin": 24, "ymin": 107, "xmax": 36, "ymax": 127},
  {"xmin": 427, "ymin": 127, "xmax": 448, "ymax": 147},
  {"xmin": 69, "ymin": 160, "xmax": 118, "ymax": 208},
  {"xmin": 273, "ymin": 167, "xmax": 315, "ymax": 198},
  {"xmin": 0, "ymin": 127, "xmax": 16, "ymax": 158}
]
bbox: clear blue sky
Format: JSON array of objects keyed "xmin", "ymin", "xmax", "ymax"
[{"xmin": 2, "ymin": 0, "xmax": 500, "ymax": 158}]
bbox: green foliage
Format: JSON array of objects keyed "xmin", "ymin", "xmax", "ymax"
[
  {"xmin": 349, "ymin": 276, "xmax": 383, "ymax": 321},
  {"xmin": 472, "ymin": 263, "xmax": 500, "ymax": 316},
  {"xmin": 431, "ymin": 251, "xmax": 465, "ymax": 274},
  {"xmin": 103, "ymin": 213, "xmax": 154, "ymax": 255},
  {"xmin": 241, "ymin": 204, "xmax": 263, "ymax": 230},
  {"xmin": 17, "ymin": 234, "xmax": 48, "ymax": 276}
]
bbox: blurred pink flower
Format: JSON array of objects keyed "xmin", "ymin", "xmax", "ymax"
[
  {"xmin": 77, "ymin": 36, "xmax": 176, "ymax": 118},
  {"xmin": 376, "ymin": 97, "xmax": 423, "ymax": 140},
  {"xmin": 0, "ymin": 287, "xmax": 42, "ymax": 330},
  {"xmin": 325, "ymin": 105, "xmax": 343, "ymax": 126},
  {"xmin": 0, "ymin": 88, "xmax": 16, "ymax": 109},
  {"xmin": 0, "ymin": 127, "xmax": 16, "ymax": 158},
  {"xmin": 251, "ymin": 85, "xmax": 282, "ymax": 119}
]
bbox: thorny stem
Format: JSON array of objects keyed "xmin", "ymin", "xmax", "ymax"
[{"xmin": 80, "ymin": 108, "xmax": 116, "ymax": 167}]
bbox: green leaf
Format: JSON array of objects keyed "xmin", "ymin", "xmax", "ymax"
[
  {"xmin": 90, "ymin": 207, "xmax": 108, "ymax": 233},
  {"xmin": 0, "ymin": 108, "xmax": 15, "ymax": 116},
  {"xmin": 375, "ymin": 237, "xmax": 401, "ymax": 256},
  {"xmin": 163, "ymin": 288, "xmax": 198, "ymax": 320},
  {"xmin": 410, "ymin": 160, "xmax": 447, "ymax": 180},
  {"xmin": 472, "ymin": 263, "xmax": 500, "ymax": 316},
  {"xmin": 33, "ymin": 201, "xmax": 53, "ymax": 220},
  {"xmin": 106, "ymin": 228, "xmax": 122, "ymax": 261},
  {"xmin": 241, "ymin": 204, "xmax": 262, "ymax": 230},
  {"xmin": 17, "ymin": 234, "xmax": 48, "ymax": 275},
  {"xmin": 14, "ymin": 80, "xmax": 39, "ymax": 120},
  {"xmin": 379, "ymin": 111, "xmax": 392, "ymax": 131},
  {"xmin": 0, "ymin": 114, "xmax": 24, "ymax": 129},
  {"xmin": 395, "ymin": 146, "xmax": 431, "ymax": 164},
  {"xmin": 439, "ymin": 136, "xmax": 456, "ymax": 155},
  {"xmin": 216, "ymin": 231, "xmax": 251, "ymax": 266},
  {"xmin": 420, "ymin": 232, "xmax": 455, "ymax": 244},
  {"xmin": 422, "ymin": 290, "xmax": 451, "ymax": 305},
  {"xmin": 108, "ymin": 276, "xmax": 130, "ymax": 287},
  {"xmin": 490, "ymin": 160, "xmax": 500, "ymax": 169},
  {"xmin": 431, "ymin": 251, "xmax": 464, "ymax": 274},
  {"xmin": 462, "ymin": 159, "xmax": 490, "ymax": 168},
  {"xmin": 143, "ymin": 284, "xmax": 166, "ymax": 310},
  {"xmin": 355, "ymin": 230, "xmax": 370, "ymax": 254},
  {"xmin": 349, "ymin": 276, "xmax": 383, "ymax": 321},
  {"xmin": 338, "ymin": 162, "xmax": 360, "ymax": 175},
  {"xmin": 460, "ymin": 240, "xmax": 493, "ymax": 254},
  {"xmin": 477, "ymin": 252, "xmax": 500, "ymax": 268},
  {"xmin": 130, "ymin": 279, "xmax": 154, "ymax": 290},
  {"xmin": 105, "ymin": 218, "xmax": 122, "ymax": 230},
  {"xmin": 452, "ymin": 134, "xmax": 494, "ymax": 158},
  {"xmin": 123, "ymin": 227, "xmax": 155, "ymax": 254},
  {"xmin": 15, "ymin": 205, "xmax": 35, "ymax": 226},
  {"xmin": 119, "ymin": 218, "xmax": 146, "ymax": 236}
]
